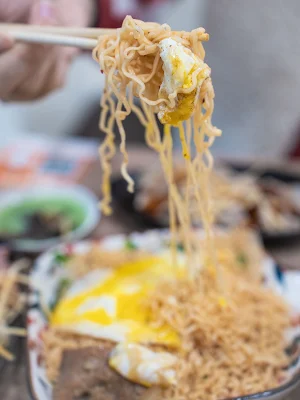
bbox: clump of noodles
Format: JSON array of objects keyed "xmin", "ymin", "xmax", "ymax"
[
  {"xmin": 92, "ymin": 16, "xmax": 221, "ymax": 271},
  {"xmin": 148, "ymin": 266, "xmax": 290, "ymax": 400},
  {"xmin": 91, "ymin": 19, "xmax": 291, "ymax": 398}
]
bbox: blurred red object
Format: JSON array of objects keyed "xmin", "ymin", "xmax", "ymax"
[
  {"xmin": 289, "ymin": 141, "xmax": 300, "ymax": 159},
  {"xmin": 98, "ymin": 0, "xmax": 167, "ymax": 28},
  {"xmin": 287, "ymin": 123, "xmax": 300, "ymax": 158}
]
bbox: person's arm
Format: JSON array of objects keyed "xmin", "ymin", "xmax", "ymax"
[{"xmin": 0, "ymin": 0, "xmax": 96, "ymax": 101}]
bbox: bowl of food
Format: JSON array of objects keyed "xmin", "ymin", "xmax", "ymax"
[
  {"xmin": 0, "ymin": 185, "xmax": 100, "ymax": 253},
  {"xmin": 27, "ymin": 230, "xmax": 300, "ymax": 400}
]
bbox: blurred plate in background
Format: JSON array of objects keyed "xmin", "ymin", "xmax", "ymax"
[{"xmin": 111, "ymin": 166, "xmax": 300, "ymax": 246}]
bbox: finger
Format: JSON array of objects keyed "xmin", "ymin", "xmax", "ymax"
[
  {"xmin": 8, "ymin": 47, "xmax": 64, "ymax": 101},
  {"xmin": 3, "ymin": 0, "xmax": 77, "ymax": 101},
  {"xmin": 8, "ymin": 0, "xmax": 76, "ymax": 102},
  {"xmin": 0, "ymin": 44, "xmax": 31, "ymax": 99},
  {"xmin": 13, "ymin": 60, "xmax": 56, "ymax": 100},
  {"xmin": 29, "ymin": 0, "xmax": 57, "ymax": 25},
  {"xmin": 43, "ymin": 52, "xmax": 68, "ymax": 93},
  {"xmin": 0, "ymin": 39, "xmax": 53, "ymax": 100},
  {"xmin": 27, "ymin": 0, "xmax": 60, "ymax": 66},
  {"xmin": 0, "ymin": 34, "xmax": 14, "ymax": 54}
]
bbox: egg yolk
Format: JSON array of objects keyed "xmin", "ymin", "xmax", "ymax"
[
  {"xmin": 51, "ymin": 256, "xmax": 185, "ymax": 346},
  {"xmin": 158, "ymin": 38, "xmax": 211, "ymax": 125}
]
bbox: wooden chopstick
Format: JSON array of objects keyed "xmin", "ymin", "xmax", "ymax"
[
  {"xmin": 7, "ymin": 31, "xmax": 98, "ymax": 49},
  {"xmin": 0, "ymin": 23, "xmax": 114, "ymax": 38}
]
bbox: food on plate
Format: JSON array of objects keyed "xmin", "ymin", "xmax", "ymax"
[
  {"xmin": 40, "ymin": 230, "xmax": 292, "ymax": 399},
  {"xmin": 53, "ymin": 347, "xmax": 162, "ymax": 400},
  {"xmin": 109, "ymin": 343, "xmax": 177, "ymax": 387},
  {"xmin": 29, "ymin": 15, "xmax": 298, "ymax": 400}
]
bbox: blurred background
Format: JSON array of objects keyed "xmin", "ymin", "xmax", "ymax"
[
  {"xmin": 1, "ymin": 3, "xmax": 300, "ymax": 399},
  {"xmin": 1, "ymin": 0, "xmax": 300, "ymax": 158}
]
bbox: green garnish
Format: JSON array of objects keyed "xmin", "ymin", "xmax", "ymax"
[
  {"xmin": 237, "ymin": 252, "xmax": 248, "ymax": 268},
  {"xmin": 124, "ymin": 239, "xmax": 137, "ymax": 250},
  {"xmin": 50, "ymin": 278, "xmax": 72, "ymax": 311},
  {"xmin": 54, "ymin": 252, "xmax": 71, "ymax": 264},
  {"xmin": 177, "ymin": 243, "xmax": 184, "ymax": 252}
]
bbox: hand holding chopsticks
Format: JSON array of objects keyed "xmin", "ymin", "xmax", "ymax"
[
  {"xmin": 0, "ymin": 0, "xmax": 106, "ymax": 101},
  {"xmin": 0, "ymin": 22, "xmax": 111, "ymax": 101}
]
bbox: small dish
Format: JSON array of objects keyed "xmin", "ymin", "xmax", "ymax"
[{"xmin": 0, "ymin": 185, "xmax": 100, "ymax": 253}]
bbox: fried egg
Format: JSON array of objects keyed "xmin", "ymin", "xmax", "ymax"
[
  {"xmin": 158, "ymin": 38, "xmax": 211, "ymax": 125},
  {"xmin": 109, "ymin": 342, "xmax": 177, "ymax": 387},
  {"xmin": 51, "ymin": 253, "xmax": 186, "ymax": 346}
]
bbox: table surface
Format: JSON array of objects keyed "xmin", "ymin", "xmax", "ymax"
[{"xmin": 1, "ymin": 145, "xmax": 300, "ymax": 399}]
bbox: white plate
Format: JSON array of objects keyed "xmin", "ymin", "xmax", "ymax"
[{"xmin": 27, "ymin": 231, "xmax": 300, "ymax": 400}]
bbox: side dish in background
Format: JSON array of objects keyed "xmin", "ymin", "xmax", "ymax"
[
  {"xmin": 0, "ymin": 185, "xmax": 100, "ymax": 253},
  {"xmin": 27, "ymin": 230, "xmax": 300, "ymax": 400},
  {"xmin": 255, "ymin": 180, "xmax": 300, "ymax": 234},
  {"xmin": 134, "ymin": 164, "xmax": 300, "ymax": 235}
]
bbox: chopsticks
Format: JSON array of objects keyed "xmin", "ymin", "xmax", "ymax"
[
  {"xmin": 0, "ymin": 24, "xmax": 114, "ymax": 38},
  {"xmin": 0, "ymin": 24, "xmax": 115, "ymax": 49},
  {"xmin": 7, "ymin": 31, "xmax": 98, "ymax": 50}
]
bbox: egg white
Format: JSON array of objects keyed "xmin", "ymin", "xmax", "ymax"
[
  {"xmin": 109, "ymin": 343, "xmax": 177, "ymax": 387},
  {"xmin": 50, "ymin": 256, "xmax": 184, "ymax": 346},
  {"xmin": 158, "ymin": 38, "xmax": 210, "ymax": 124},
  {"xmin": 159, "ymin": 38, "xmax": 198, "ymax": 96}
]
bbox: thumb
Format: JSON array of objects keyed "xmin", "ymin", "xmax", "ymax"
[
  {"xmin": 0, "ymin": 34, "xmax": 14, "ymax": 54},
  {"xmin": 29, "ymin": 0, "xmax": 58, "ymax": 25}
]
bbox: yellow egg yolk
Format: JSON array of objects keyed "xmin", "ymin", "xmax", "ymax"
[
  {"xmin": 158, "ymin": 38, "xmax": 211, "ymax": 125},
  {"xmin": 51, "ymin": 256, "xmax": 185, "ymax": 346}
]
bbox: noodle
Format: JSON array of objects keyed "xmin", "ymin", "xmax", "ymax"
[
  {"xmin": 149, "ymin": 267, "xmax": 289, "ymax": 400},
  {"xmin": 92, "ymin": 16, "xmax": 222, "ymax": 272},
  {"xmin": 42, "ymin": 16, "xmax": 292, "ymax": 399},
  {"xmin": 44, "ymin": 232, "xmax": 290, "ymax": 399}
]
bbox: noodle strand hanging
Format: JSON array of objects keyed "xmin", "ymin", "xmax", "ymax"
[{"xmin": 93, "ymin": 16, "xmax": 222, "ymax": 271}]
